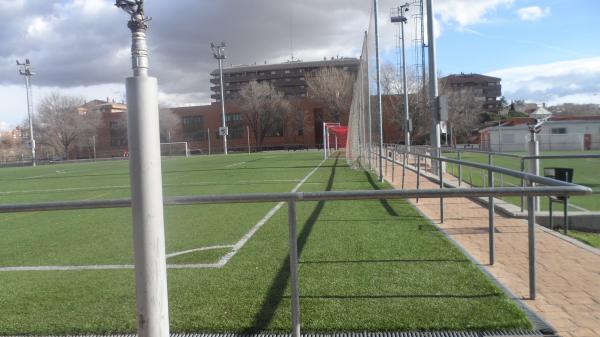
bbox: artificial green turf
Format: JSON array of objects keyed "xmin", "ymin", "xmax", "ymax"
[
  {"xmin": 568, "ymin": 230, "xmax": 600, "ymax": 248},
  {"xmin": 0, "ymin": 152, "xmax": 530, "ymax": 334},
  {"xmin": 445, "ymin": 150, "xmax": 600, "ymax": 211}
]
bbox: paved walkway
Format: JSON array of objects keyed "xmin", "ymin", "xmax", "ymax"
[{"xmin": 380, "ymin": 161, "xmax": 600, "ymax": 337}]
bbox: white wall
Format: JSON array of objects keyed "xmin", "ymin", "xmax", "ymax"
[{"xmin": 485, "ymin": 120, "xmax": 600, "ymax": 152}]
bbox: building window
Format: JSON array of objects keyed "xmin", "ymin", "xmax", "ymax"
[
  {"xmin": 182, "ymin": 116, "xmax": 204, "ymax": 141},
  {"xmin": 271, "ymin": 71, "xmax": 277, "ymax": 75},
  {"xmin": 110, "ymin": 120, "xmax": 127, "ymax": 147},
  {"xmin": 225, "ymin": 113, "xmax": 244, "ymax": 139},
  {"xmin": 284, "ymin": 70, "xmax": 291, "ymax": 74},
  {"xmin": 551, "ymin": 128, "xmax": 567, "ymax": 134},
  {"xmin": 488, "ymin": 82, "xmax": 496, "ymax": 86}
]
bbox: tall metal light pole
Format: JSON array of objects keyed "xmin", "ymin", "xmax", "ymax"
[
  {"xmin": 373, "ymin": 0, "xmax": 385, "ymax": 182},
  {"xmin": 114, "ymin": 2, "xmax": 170, "ymax": 337},
  {"xmin": 211, "ymin": 42, "xmax": 228, "ymax": 155},
  {"xmin": 426, "ymin": 0, "xmax": 441, "ymax": 160},
  {"xmin": 391, "ymin": 3, "xmax": 411, "ymax": 150},
  {"xmin": 16, "ymin": 59, "xmax": 36, "ymax": 167}
]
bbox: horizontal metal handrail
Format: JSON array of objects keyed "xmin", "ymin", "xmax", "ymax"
[
  {"xmin": 0, "ymin": 185, "xmax": 592, "ymax": 214},
  {"xmin": 382, "ymin": 146, "xmax": 588, "ymax": 188},
  {"xmin": 521, "ymin": 153, "xmax": 600, "ymax": 160}
]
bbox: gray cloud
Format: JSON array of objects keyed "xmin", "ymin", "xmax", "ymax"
[{"xmin": 1, "ymin": 0, "xmax": 369, "ymax": 105}]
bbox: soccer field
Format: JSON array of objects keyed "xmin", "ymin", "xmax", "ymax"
[
  {"xmin": 445, "ymin": 150, "xmax": 600, "ymax": 212},
  {"xmin": 0, "ymin": 152, "xmax": 530, "ymax": 334}
]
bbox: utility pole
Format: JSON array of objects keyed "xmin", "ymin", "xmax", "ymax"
[
  {"xmin": 114, "ymin": 2, "xmax": 170, "ymax": 337},
  {"xmin": 391, "ymin": 3, "xmax": 411, "ymax": 150},
  {"xmin": 16, "ymin": 59, "xmax": 36, "ymax": 167},
  {"xmin": 211, "ymin": 42, "xmax": 228, "ymax": 155}
]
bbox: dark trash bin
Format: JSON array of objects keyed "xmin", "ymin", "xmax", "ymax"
[{"xmin": 543, "ymin": 167, "xmax": 574, "ymax": 234}]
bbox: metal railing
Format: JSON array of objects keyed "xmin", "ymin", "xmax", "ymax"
[
  {"xmin": 371, "ymin": 144, "xmax": 592, "ymax": 302},
  {"xmin": 0, "ymin": 162, "xmax": 592, "ymax": 337}
]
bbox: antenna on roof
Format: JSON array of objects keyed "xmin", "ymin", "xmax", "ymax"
[{"xmin": 289, "ymin": 3, "xmax": 295, "ymax": 62}]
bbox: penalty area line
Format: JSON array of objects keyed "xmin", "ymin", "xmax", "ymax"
[{"xmin": 0, "ymin": 158, "xmax": 327, "ymax": 272}]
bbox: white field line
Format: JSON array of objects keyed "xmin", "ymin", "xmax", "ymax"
[
  {"xmin": 225, "ymin": 161, "xmax": 247, "ymax": 168},
  {"xmin": 214, "ymin": 159, "xmax": 325, "ymax": 267},
  {"xmin": 165, "ymin": 244, "xmax": 233, "ymax": 258},
  {"xmin": 0, "ymin": 159, "xmax": 326, "ymax": 272},
  {"xmin": 0, "ymin": 180, "xmax": 303, "ymax": 195}
]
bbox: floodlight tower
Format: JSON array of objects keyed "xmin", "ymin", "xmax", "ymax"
[
  {"xmin": 211, "ymin": 42, "xmax": 228, "ymax": 155},
  {"xmin": 16, "ymin": 59, "xmax": 36, "ymax": 166},
  {"xmin": 114, "ymin": 2, "xmax": 170, "ymax": 337},
  {"xmin": 391, "ymin": 3, "xmax": 411, "ymax": 149}
]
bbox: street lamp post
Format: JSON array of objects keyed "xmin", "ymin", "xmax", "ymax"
[
  {"xmin": 114, "ymin": 2, "xmax": 170, "ymax": 337},
  {"xmin": 391, "ymin": 3, "xmax": 411, "ymax": 150},
  {"xmin": 16, "ymin": 59, "xmax": 36, "ymax": 167},
  {"xmin": 211, "ymin": 42, "xmax": 228, "ymax": 155}
]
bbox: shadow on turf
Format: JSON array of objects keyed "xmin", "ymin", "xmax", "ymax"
[
  {"xmin": 245, "ymin": 156, "xmax": 339, "ymax": 333},
  {"xmin": 363, "ymin": 171, "xmax": 399, "ymax": 217}
]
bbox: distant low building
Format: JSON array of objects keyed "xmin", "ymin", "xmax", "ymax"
[
  {"xmin": 440, "ymin": 73, "xmax": 502, "ymax": 114},
  {"xmin": 480, "ymin": 116, "xmax": 600, "ymax": 151}
]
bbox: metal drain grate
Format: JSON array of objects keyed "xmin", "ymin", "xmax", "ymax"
[{"xmin": 4, "ymin": 330, "xmax": 556, "ymax": 337}]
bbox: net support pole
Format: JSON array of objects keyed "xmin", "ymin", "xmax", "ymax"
[
  {"xmin": 374, "ymin": 0, "xmax": 385, "ymax": 182},
  {"xmin": 488, "ymin": 153, "xmax": 495, "ymax": 265},
  {"xmin": 207, "ymin": 128, "xmax": 211, "ymax": 155},
  {"xmin": 322, "ymin": 122, "xmax": 327, "ymax": 160},
  {"xmin": 247, "ymin": 125, "xmax": 251, "ymax": 154}
]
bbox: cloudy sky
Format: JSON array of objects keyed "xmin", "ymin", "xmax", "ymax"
[{"xmin": 1, "ymin": 0, "xmax": 599, "ymax": 129}]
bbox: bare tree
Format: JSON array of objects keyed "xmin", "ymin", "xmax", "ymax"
[
  {"xmin": 380, "ymin": 62, "xmax": 430, "ymax": 144},
  {"xmin": 158, "ymin": 108, "xmax": 180, "ymax": 142},
  {"xmin": 306, "ymin": 67, "xmax": 355, "ymax": 123},
  {"xmin": 439, "ymin": 85, "xmax": 482, "ymax": 145},
  {"xmin": 36, "ymin": 92, "xmax": 100, "ymax": 160},
  {"xmin": 236, "ymin": 81, "xmax": 291, "ymax": 150}
]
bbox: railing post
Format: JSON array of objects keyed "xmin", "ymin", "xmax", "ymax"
[
  {"xmin": 391, "ymin": 147, "xmax": 395, "ymax": 182},
  {"xmin": 564, "ymin": 198, "xmax": 569, "ymax": 235},
  {"xmin": 385, "ymin": 145, "xmax": 388, "ymax": 177},
  {"xmin": 401, "ymin": 151, "xmax": 406, "ymax": 189},
  {"xmin": 488, "ymin": 153, "xmax": 495, "ymax": 265},
  {"xmin": 520, "ymin": 159, "xmax": 525, "ymax": 212},
  {"xmin": 527, "ymin": 194, "xmax": 536, "ymax": 300},
  {"xmin": 458, "ymin": 151, "xmax": 462, "ymax": 187},
  {"xmin": 288, "ymin": 200, "xmax": 301, "ymax": 337},
  {"xmin": 416, "ymin": 155, "xmax": 421, "ymax": 203}
]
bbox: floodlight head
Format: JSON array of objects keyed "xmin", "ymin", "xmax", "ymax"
[{"xmin": 115, "ymin": 0, "xmax": 139, "ymax": 15}]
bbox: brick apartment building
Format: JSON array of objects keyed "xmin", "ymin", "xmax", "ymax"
[
  {"xmin": 210, "ymin": 58, "xmax": 359, "ymax": 100},
  {"xmin": 439, "ymin": 73, "xmax": 502, "ymax": 114},
  {"xmin": 86, "ymin": 58, "xmax": 361, "ymax": 157}
]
